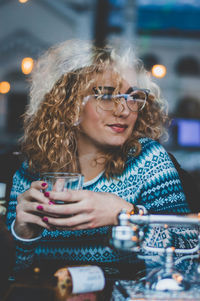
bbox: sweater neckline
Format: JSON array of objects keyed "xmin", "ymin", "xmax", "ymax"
[{"xmin": 83, "ymin": 170, "xmax": 105, "ymax": 187}]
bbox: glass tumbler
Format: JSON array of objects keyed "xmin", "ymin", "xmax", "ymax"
[{"xmin": 41, "ymin": 172, "xmax": 84, "ymax": 204}]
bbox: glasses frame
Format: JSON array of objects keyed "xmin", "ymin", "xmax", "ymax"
[{"xmin": 83, "ymin": 86, "xmax": 150, "ymax": 113}]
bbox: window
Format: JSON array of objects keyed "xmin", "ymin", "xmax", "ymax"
[
  {"xmin": 140, "ymin": 53, "xmax": 159, "ymax": 71},
  {"xmin": 175, "ymin": 56, "xmax": 200, "ymax": 76},
  {"xmin": 7, "ymin": 93, "xmax": 27, "ymax": 133}
]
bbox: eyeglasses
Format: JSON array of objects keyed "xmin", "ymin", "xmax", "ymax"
[{"xmin": 83, "ymin": 86, "xmax": 150, "ymax": 112}]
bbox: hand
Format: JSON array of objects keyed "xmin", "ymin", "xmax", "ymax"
[
  {"xmin": 38, "ymin": 190, "xmax": 133, "ymax": 230},
  {"xmin": 14, "ymin": 181, "xmax": 52, "ymax": 239}
]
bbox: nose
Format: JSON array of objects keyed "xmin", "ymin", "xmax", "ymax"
[{"xmin": 113, "ymin": 97, "xmax": 130, "ymax": 117}]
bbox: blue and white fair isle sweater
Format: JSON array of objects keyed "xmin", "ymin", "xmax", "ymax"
[{"xmin": 6, "ymin": 138, "xmax": 197, "ymax": 273}]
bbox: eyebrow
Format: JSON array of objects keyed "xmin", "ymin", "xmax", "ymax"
[
  {"xmin": 125, "ymin": 87, "xmax": 134, "ymax": 94},
  {"xmin": 93, "ymin": 86, "xmax": 135, "ymax": 95},
  {"xmin": 93, "ymin": 86, "xmax": 115, "ymax": 93}
]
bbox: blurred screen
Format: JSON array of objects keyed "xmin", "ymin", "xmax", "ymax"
[
  {"xmin": 178, "ymin": 119, "xmax": 200, "ymax": 147},
  {"xmin": 164, "ymin": 118, "xmax": 200, "ymax": 149}
]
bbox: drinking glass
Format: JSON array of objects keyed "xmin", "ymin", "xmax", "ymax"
[{"xmin": 41, "ymin": 172, "xmax": 84, "ymax": 204}]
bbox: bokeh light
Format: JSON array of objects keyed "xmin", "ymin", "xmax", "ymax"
[
  {"xmin": 19, "ymin": 0, "xmax": 29, "ymax": 3},
  {"xmin": 152, "ymin": 64, "xmax": 167, "ymax": 78},
  {"xmin": 21, "ymin": 57, "xmax": 34, "ymax": 75},
  {"xmin": 0, "ymin": 81, "xmax": 11, "ymax": 94}
]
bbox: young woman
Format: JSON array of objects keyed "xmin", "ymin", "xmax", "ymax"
[{"xmin": 6, "ymin": 40, "xmax": 195, "ymax": 274}]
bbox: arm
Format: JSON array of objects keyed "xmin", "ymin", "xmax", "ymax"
[
  {"xmin": 6, "ymin": 163, "xmax": 50, "ymax": 271},
  {"xmin": 138, "ymin": 140, "xmax": 189, "ymax": 214},
  {"xmin": 6, "ymin": 165, "xmax": 37, "ymax": 271},
  {"xmin": 135, "ymin": 140, "xmax": 198, "ymax": 277}
]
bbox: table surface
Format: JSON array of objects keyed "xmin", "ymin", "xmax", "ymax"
[
  {"xmin": 1, "ymin": 265, "xmax": 200, "ymax": 301},
  {"xmin": 112, "ymin": 280, "xmax": 200, "ymax": 301}
]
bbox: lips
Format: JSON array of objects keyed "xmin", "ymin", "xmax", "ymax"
[{"xmin": 108, "ymin": 123, "xmax": 128, "ymax": 133}]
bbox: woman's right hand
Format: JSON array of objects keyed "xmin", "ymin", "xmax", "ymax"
[{"xmin": 14, "ymin": 181, "xmax": 52, "ymax": 239}]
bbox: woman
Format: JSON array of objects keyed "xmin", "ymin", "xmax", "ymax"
[{"xmin": 6, "ymin": 40, "xmax": 195, "ymax": 274}]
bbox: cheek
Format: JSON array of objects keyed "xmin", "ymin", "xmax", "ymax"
[
  {"xmin": 130, "ymin": 113, "xmax": 138, "ymax": 129},
  {"xmin": 80, "ymin": 102, "xmax": 101, "ymax": 127}
]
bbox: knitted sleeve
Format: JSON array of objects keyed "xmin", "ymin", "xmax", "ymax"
[
  {"xmin": 136, "ymin": 138, "xmax": 189, "ymax": 214},
  {"xmin": 6, "ymin": 162, "xmax": 40, "ymax": 272},
  {"xmin": 135, "ymin": 139, "xmax": 198, "ymax": 279}
]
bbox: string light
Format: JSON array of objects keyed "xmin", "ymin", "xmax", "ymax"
[
  {"xmin": 152, "ymin": 64, "xmax": 167, "ymax": 78},
  {"xmin": 0, "ymin": 81, "xmax": 10, "ymax": 94},
  {"xmin": 21, "ymin": 57, "xmax": 34, "ymax": 75}
]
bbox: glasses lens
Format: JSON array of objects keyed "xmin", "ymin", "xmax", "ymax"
[
  {"xmin": 97, "ymin": 94, "xmax": 114, "ymax": 111},
  {"xmin": 127, "ymin": 90, "xmax": 146, "ymax": 111},
  {"xmin": 93, "ymin": 89, "xmax": 147, "ymax": 112}
]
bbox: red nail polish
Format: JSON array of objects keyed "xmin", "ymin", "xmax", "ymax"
[
  {"xmin": 37, "ymin": 205, "xmax": 43, "ymax": 211},
  {"xmin": 41, "ymin": 182, "xmax": 47, "ymax": 187},
  {"xmin": 42, "ymin": 217, "xmax": 48, "ymax": 222},
  {"xmin": 44, "ymin": 191, "xmax": 50, "ymax": 197},
  {"xmin": 48, "ymin": 201, "xmax": 54, "ymax": 205}
]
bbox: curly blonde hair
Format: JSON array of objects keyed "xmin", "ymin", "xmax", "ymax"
[{"xmin": 21, "ymin": 39, "xmax": 168, "ymax": 178}]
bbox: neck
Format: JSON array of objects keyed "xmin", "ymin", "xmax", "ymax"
[{"xmin": 77, "ymin": 137, "xmax": 105, "ymax": 182}]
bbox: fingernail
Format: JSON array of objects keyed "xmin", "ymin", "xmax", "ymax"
[
  {"xmin": 42, "ymin": 217, "xmax": 48, "ymax": 223},
  {"xmin": 44, "ymin": 191, "xmax": 50, "ymax": 197},
  {"xmin": 41, "ymin": 182, "xmax": 47, "ymax": 187},
  {"xmin": 37, "ymin": 205, "xmax": 43, "ymax": 211},
  {"xmin": 48, "ymin": 201, "xmax": 54, "ymax": 205}
]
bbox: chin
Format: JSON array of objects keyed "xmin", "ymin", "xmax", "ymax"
[
  {"xmin": 111, "ymin": 138, "xmax": 128, "ymax": 146},
  {"xmin": 105, "ymin": 140, "xmax": 126, "ymax": 148}
]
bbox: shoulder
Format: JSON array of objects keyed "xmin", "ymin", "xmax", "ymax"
[
  {"xmin": 127, "ymin": 138, "xmax": 170, "ymax": 166},
  {"xmin": 139, "ymin": 137, "xmax": 167, "ymax": 155},
  {"xmin": 15, "ymin": 161, "xmax": 38, "ymax": 180},
  {"xmin": 12, "ymin": 161, "xmax": 39, "ymax": 193},
  {"xmin": 125, "ymin": 138, "xmax": 178, "ymax": 185}
]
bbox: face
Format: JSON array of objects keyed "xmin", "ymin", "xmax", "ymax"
[{"xmin": 77, "ymin": 69, "xmax": 138, "ymax": 152}]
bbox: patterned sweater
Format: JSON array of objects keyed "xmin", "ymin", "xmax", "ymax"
[{"xmin": 6, "ymin": 138, "xmax": 197, "ymax": 273}]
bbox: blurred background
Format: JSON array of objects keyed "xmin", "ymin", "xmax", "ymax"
[{"xmin": 0, "ymin": 0, "xmax": 200, "ymax": 208}]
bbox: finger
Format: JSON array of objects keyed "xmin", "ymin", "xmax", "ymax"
[
  {"xmin": 17, "ymin": 200, "xmax": 63, "ymax": 219},
  {"xmin": 37, "ymin": 201, "xmax": 87, "ymax": 217},
  {"xmin": 48, "ymin": 189, "xmax": 90, "ymax": 203},
  {"xmin": 18, "ymin": 187, "xmax": 50, "ymax": 205},
  {"xmin": 42, "ymin": 212, "xmax": 92, "ymax": 228},
  {"xmin": 16, "ymin": 211, "xmax": 52, "ymax": 230},
  {"xmin": 17, "ymin": 200, "xmax": 42, "ymax": 215},
  {"xmin": 31, "ymin": 180, "xmax": 48, "ymax": 190}
]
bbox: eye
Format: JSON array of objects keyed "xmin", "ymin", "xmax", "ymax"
[
  {"xmin": 131, "ymin": 91, "xmax": 146, "ymax": 100},
  {"xmin": 131, "ymin": 93, "xmax": 140, "ymax": 100},
  {"xmin": 93, "ymin": 86, "xmax": 115, "ymax": 95},
  {"xmin": 100, "ymin": 94, "xmax": 113, "ymax": 100}
]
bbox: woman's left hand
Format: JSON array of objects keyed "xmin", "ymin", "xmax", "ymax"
[{"xmin": 39, "ymin": 190, "xmax": 133, "ymax": 230}]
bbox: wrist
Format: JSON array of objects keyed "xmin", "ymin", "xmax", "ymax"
[
  {"xmin": 11, "ymin": 220, "xmax": 42, "ymax": 242},
  {"xmin": 125, "ymin": 204, "xmax": 148, "ymax": 216},
  {"xmin": 114, "ymin": 202, "xmax": 135, "ymax": 225},
  {"xmin": 14, "ymin": 220, "xmax": 42, "ymax": 240},
  {"xmin": 127, "ymin": 203, "xmax": 139, "ymax": 215}
]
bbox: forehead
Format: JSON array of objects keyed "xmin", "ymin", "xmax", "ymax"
[{"xmin": 92, "ymin": 67, "xmax": 137, "ymax": 88}]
